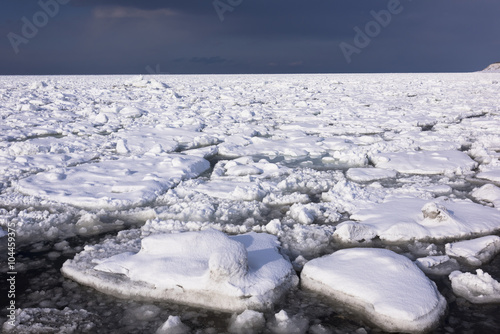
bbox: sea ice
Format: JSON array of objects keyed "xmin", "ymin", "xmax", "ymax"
[
  {"xmin": 476, "ymin": 170, "xmax": 500, "ymax": 183},
  {"xmin": 346, "ymin": 167, "xmax": 397, "ymax": 182},
  {"xmin": 16, "ymin": 154, "xmax": 210, "ymax": 210},
  {"xmin": 445, "ymin": 235, "xmax": 500, "ymax": 266},
  {"xmin": 449, "ymin": 270, "xmax": 500, "ymax": 303},
  {"xmin": 338, "ymin": 197, "xmax": 500, "ymax": 243},
  {"xmin": 472, "ymin": 183, "xmax": 500, "ymax": 208},
  {"xmin": 370, "ymin": 150, "xmax": 477, "ymax": 175},
  {"xmin": 2, "ymin": 308, "xmax": 99, "ymax": 333},
  {"xmin": 266, "ymin": 310, "xmax": 309, "ymax": 334},
  {"xmin": 61, "ymin": 229, "xmax": 298, "ymax": 312},
  {"xmin": 414, "ymin": 255, "xmax": 460, "ymax": 276},
  {"xmin": 301, "ymin": 248, "xmax": 447, "ymax": 333},
  {"xmin": 227, "ymin": 310, "xmax": 265, "ymax": 334},
  {"xmin": 156, "ymin": 316, "xmax": 190, "ymax": 334}
]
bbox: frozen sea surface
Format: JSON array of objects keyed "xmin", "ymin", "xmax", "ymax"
[{"xmin": 1, "ymin": 73, "xmax": 500, "ymax": 333}]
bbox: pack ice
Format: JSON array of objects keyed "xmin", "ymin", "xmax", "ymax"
[
  {"xmin": 61, "ymin": 229, "xmax": 299, "ymax": 312},
  {"xmin": 16, "ymin": 154, "xmax": 210, "ymax": 210},
  {"xmin": 336, "ymin": 198, "xmax": 500, "ymax": 243},
  {"xmin": 301, "ymin": 248, "xmax": 447, "ymax": 333}
]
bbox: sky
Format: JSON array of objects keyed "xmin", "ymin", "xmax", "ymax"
[{"xmin": 1, "ymin": 0, "xmax": 499, "ymax": 75}]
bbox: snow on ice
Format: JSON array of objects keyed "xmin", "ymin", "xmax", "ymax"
[
  {"xmin": 16, "ymin": 154, "xmax": 210, "ymax": 210},
  {"xmin": 61, "ymin": 229, "xmax": 299, "ymax": 312},
  {"xmin": 445, "ymin": 235, "xmax": 500, "ymax": 266},
  {"xmin": 337, "ymin": 198, "xmax": 500, "ymax": 243},
  {"xmin": 2, "ymin": 72, "xmax": 500, "ymax": 333},
  {"xmin": 449, "ymin": 270, "xmax": 500, "ymax": 304},
  {"xmin": 301, "ymin": 248, "xmax": 447, "ymax": 333}
]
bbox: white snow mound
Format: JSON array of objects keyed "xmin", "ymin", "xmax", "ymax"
[
  {"xmin": 61, "ymin": 229, "xmax": 298, "ymax": 312},
  {"xmin": 301, "ymin": 248, "xmax": 447, "ymax": 333}
]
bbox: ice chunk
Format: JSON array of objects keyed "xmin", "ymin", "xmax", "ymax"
[
  {"xmin": 288, "ymin": 203, "xmax": 340, "ymax": 225},
  {"xmin": 119, "ymin": 106, "xmax": 145, "ymax": 118},
  {"xmin": 449, "ymin": 270, "xmax": 500, "ymax": 303},
  {"xmin": 62, "ymin": 229, "xmax": 298, "ymax": 312},
  {"xmin": 347, "ymin": 197, "xmax": 500, "ymax": 242},
  {"xmin": 266, "ymin": 310, "xmax": 309, "ymax": 334},
  {"xmin": 128, "ymin": 304, "xmax": 161, "ymax": 321},
  {"xmin": 301, "ymin": 248, "xmax": 446, "ymax": 333},
  {"xmin": 445, "ymin": 235, "xmax": 500, "ymax": 266},
  {"xmin": 228, "ymin": 310, "xmax": 265, "ymax": 334},
  {"xmin": 414, "ymin": 255, "xmax": 460, "ymax": 276},
  {"xmin": 346, "ymin": 167, "xmax": 397, "ymax": 182},
  {"xmin": 472, "ymin": 183, "xmax": 500, "ymax": 208},
  {"xmin": 156, "ymin": 316, "xmax": 190, "ymax": 334},
  {"xmin": 476, "ymin": 170, "xmax": 500, "ymax": 183},
  {"xmin": 371, "ymin": 150, "xmax": 477, "ymax": 175},
  {"xmin": 17, "ymin": 155, "xmax": 210, "ymax": 210}
]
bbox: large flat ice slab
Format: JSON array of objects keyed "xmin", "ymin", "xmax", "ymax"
[
  {"xmin": 301, "ymin": 248, "xmax": 447, "ymax": 333},
  {"xmin": 336, "ymin": 198, "xmax": 500, "ymax": 243},
  {"xmin": 472, "ymin": 183, "xmax": 500, "ymax": 208},
  {"xmin": 61, "ymin": 229, "xmax": 298, "ymax": 312},
  {"xmin": 445, "ymin": 235, "xmax": 500, "ymax": 266},
  {"xmin": 16, "ymin": 154, "xmax": 210, "ymax": 210},
  {"xmin": 371, "ymin": 150, "xmax": 477, "ymax": 175}
]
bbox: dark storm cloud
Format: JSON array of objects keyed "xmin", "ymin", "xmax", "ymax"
[{"xmin": 1, "ymin": 0, "xmax": 500, "ymax": 74}]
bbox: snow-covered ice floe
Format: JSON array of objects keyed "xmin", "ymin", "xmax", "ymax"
[
  {"xmin": 346, "ymin": 167, "xmax": 397, "ymax": 182},
  {"xmin": 61, "ymin": 229, "xmax": 298, "ymax": 312},
  {"xmin": 16, "ymin": 154, "xmax": 210, "ymax": 210},
  {"xmin": 449, "ymin": 270, "xmax": 500, "ymax": 304},
  {"xmin": 472, "ymin": 183, "xmax": 500, "ymax": 208},
  {"xmin": 301, "ymin": 248, "xmax": 447, "ymax": 333},
  {"xmin": 445, "ymin": 235, "xmax": 500, "ymax": 266},
  {"xmin": 414, "ymin": 255, "xmax": 460, "ymax": 276},
  {"xmin": 2, "ymin": 73, "xmax": 500, "ymax": 333},
  {"xmin": 370, "ymin": 150, "xmax": 477, "ymax": 175},
  {"xmin": 335, "ymin": 197, "xmax": 500, "ymax": 243}
]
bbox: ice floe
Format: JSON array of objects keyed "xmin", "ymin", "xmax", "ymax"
[
  {"xmin": 301, "ymin": 248, "xmax": 447, "ymax": 333},
  {"xmin": 371, "ymin": 150, "xmax": 477, "ymax": 175},
  {"xmin": 338, "ymin": 197, "xmax": 500, "ymax": 243},
  {"xmin": 62, "ymin": 229, "xmax": 298, "ymax": 312},
  {"xmin": 449, "ymin": 270, "xmax": 500, "ymax": 303},
  {"xmin": 16, "ymin": 154, "xmax": 210, "ymax": 210},
  {"xmin": 414, "ymin": 255, "xmax": 460, "ymax": 276},
  {"xmin": 472, "ymin": 183, "xmax": 500, "ymax": 208},
  {"xmin": 346, "ymin": 167, "xmax": 397, "ymax": 182},
  {"xmin": 445, "ymin": 235, "xmax": 500, "ymax": 266}
]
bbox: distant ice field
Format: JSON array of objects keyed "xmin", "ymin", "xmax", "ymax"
[{"xmin": 1, "ymin": 73, "xmax": 500, "ymax": 333}]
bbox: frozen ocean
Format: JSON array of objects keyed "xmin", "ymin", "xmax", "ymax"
[{"xmin": 1, "ymin": 72, "xmax": 500, "ymax": 333}]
